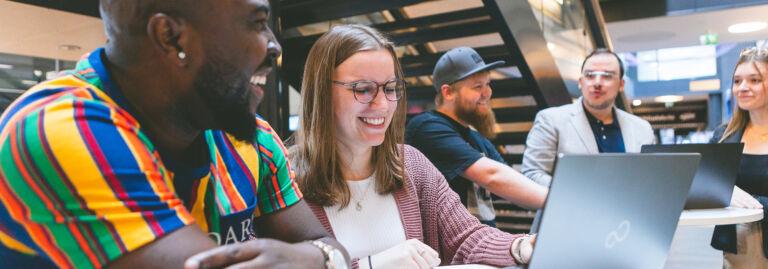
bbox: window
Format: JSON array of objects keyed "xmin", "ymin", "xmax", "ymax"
[{"xmin": 637, "ymin": 45, "xmax": 717, "ymax": 82}]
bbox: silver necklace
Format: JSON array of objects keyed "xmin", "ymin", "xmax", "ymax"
[{"xmin": 352, "ymin": 178, "xmax": 375, "ymax": 211}]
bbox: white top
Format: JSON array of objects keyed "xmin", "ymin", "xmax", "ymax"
[
  {"xmin": 324, "ymin": 174, "xmax": 406, "ymax": 260},
  {"xmin": 678, "ymin": 207, "xmax": 764, "ymax": 226}
]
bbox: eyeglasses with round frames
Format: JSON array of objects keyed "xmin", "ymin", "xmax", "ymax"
[{"xmin": 333, "ymin": 79, "xmax": 406, "ymax": 104}]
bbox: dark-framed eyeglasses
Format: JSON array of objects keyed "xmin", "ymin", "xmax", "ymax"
[{"xmin": 333, "ymin": 79, "xmax": 407, "ymax": 104}]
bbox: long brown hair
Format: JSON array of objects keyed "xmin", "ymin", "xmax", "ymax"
[
  {"xmin": 289, "ymin": 25, "xmax": 407, "ymax": 208},
  {"xmin": 721, "ymin": 48, "xmax": 768, "ymax": 142}
]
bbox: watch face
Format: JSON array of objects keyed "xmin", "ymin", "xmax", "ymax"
[{"xmin": 331, "ymin": 249, "xmax": 347, "ymax": 269}]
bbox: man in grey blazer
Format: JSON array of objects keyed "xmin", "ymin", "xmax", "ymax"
[{"xmin": 522, "ymin": 48, "xmax": 655, "ymax": 187}]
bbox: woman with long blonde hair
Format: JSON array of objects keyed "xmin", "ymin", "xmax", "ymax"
[
  {"xmin": 711, "ymin": 47, "xmax": 768, "ymax": 268},
  {"xmin": 289, "ymin": 24, "xmax": 535, "ymax": 269}
]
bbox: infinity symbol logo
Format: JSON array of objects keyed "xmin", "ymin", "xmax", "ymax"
[{"xmin": 604, "ymin": 220, "xmax": 631, "ymax": 249}]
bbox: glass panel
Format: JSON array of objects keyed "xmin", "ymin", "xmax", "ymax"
[
  {"xmin": 658, "ymin": 58, "xmax": 717, "ymax": 81},
  {"xmin": 0, "ymin": 52, "xmax": 77, "ymax": 112},
  {"xmin": 637, "ymin": 61, "xmax": 659, "ymax": 82},
  {"xmin": 0, "ymin": 1, "xmax": 105, "ymax": 113},
  {"xmin": 528, "ymin": 0, "xmax": 595, "ymax": 96},
  {"xmin": 634, "ymin": 45, "xmax": 717, "ymax": 82},
  {"xmin": 657, "ymin": 45, "xmax": 716, "ymax": 61},
  {"xmin": 636, "ymin": 50, "xmax": 657, "ymax": 62}
]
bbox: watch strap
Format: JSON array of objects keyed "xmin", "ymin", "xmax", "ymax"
[{"xmin": 308, "ymin": 240, "xmax": 334, "ymax": 269}]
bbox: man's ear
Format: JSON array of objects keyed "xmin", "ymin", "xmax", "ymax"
[
  {"xmin": 578, "ymin": 76, "xmax": 583, "ymax": 90},
  {"xmin": 618, "ymin": 78, "xmax": 625, "ymax": 92},
  {"xmin": 146, "ymin": 13, "xmax": 189, "ymax": 67},
  {"xmin": 440, "ymin": 84, "xmax": 455, "ymax": 102}
]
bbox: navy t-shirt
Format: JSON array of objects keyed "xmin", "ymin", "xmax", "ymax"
[{"xmin": 405, "ymin": 110, "xmax": 506, "ymax": 207}]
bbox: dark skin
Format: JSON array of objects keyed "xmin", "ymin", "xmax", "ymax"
[{"xmin": 98, "ymin": 0, "xmax": 349, "ymax": 268}]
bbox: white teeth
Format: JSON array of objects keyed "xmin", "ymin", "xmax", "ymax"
[
  {"xmin": 361, "ymin": 117, "xmax": 384, "ymax": 125},
  {"xmin": 250, "ymin": 75, "xmax": 267, "ymax": 86}
]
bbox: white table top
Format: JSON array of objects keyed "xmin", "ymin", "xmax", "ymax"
[{"xmin": 678, "ymin": 207, "xmax": 763, "ymax": 226}]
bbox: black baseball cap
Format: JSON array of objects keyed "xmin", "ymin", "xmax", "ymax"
[{"xmin": 432, "ymin": 46, "xmax": 505, "ymax": 91}]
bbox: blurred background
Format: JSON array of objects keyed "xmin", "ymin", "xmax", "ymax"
[{"xmin": 2, "ymin": 0, "xmax": 768, "ymax": 239}]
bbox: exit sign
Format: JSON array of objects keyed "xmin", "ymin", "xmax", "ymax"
[{"xmin": 699, "ymin": 33, "xmax": 718, "ymax": 45}]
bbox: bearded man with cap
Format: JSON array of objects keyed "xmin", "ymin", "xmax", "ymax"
[{"xmin": 405, "ymin": 47, "xmax": 547, "ymax": 226}]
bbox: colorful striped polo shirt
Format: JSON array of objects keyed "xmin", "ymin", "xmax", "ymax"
[{"xmin": 0, "ymin": 48, "xmax": 303, "ymax": 269}]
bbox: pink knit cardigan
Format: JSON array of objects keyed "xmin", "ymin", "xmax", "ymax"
[{"xmin": 307, "ymin": 145, "xmax": 522, "ymax": 268}]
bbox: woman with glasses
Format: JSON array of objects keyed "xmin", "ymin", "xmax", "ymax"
[
  {"xmin": 288, "ymin": 24, "xmax": 535, "ymax": 269},
  {"xmin": 711, "ymin": 47, "xmax": 768, "ymax": 268}
]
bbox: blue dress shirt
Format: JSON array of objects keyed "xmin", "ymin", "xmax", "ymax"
[{"xmin": 583, "ymin": 104, "xmax": 626, "ymax": 153}]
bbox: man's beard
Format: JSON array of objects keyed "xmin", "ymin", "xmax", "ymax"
[
  {"xmin": 194, "ymin": 55, "xmax": 258, "ymax": 143},
  {"xmin": 455, "ymin": 97, "xmax": 497, "ymax": 140},
  {"xmin": 584, "ymin": 92, "xmax": 617, "ymax": 110}
]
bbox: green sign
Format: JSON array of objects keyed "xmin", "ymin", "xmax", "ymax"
[{"xmin": 699, "ymin": 33, "xmax": 718, "ymax": 45}]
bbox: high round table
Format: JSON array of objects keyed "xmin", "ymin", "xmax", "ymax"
[
  {"xmin": 678, "ymin": 207, "xmax": 763, "ymax": 226},
  {"xmin": 665, "ymin": 207, "xmax": 764, "ymax": 269}
]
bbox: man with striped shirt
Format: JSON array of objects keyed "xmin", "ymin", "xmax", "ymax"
[{"xmin": 0, "ymin": 0, "xmax": 348, "ymax": 268}]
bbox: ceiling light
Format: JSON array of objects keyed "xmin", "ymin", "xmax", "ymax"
[
  {"xmin": 654, "ymin": 95, "xmax": 684, "ymax": 103},
  {"xmin": 21, "ymin": 80, "xmax": 37, "ymax": 85},
  {"xmin": 547, "ymin": 42, "xmax": 555, "ymax": 51},
  {"xmin": 0, "ymin": 64, "xmax": 12, "ymax": 69},
  {"xmin": 632, "ymin": 99, "xmax": 642, "ymax": 106},
  {"xmin": 728, "ymin": 22, "xmax": 767, "ymax": 34}
]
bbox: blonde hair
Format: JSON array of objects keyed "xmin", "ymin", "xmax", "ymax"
[
  {"xmin": 289, "ymin": 25, "xmax": 407, "ymax": 207},
  {"xmin": 721, "ymin": 49, "xmax": 768, "ymax": 142}
]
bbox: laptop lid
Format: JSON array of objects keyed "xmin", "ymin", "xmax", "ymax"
[
  {"xmin": 641, "ymin": 143, "xmax": 743, "ymax": 209},
  {"xmin": 524, "ymin": 153, "xmax": 700, "ymax": 269}
]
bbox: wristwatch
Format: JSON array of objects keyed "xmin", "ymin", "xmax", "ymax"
[{"xmin": 309, "ymin": 240, "xmax": 348, "ymax": 269}]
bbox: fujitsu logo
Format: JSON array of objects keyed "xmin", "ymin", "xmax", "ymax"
[{"xmin": 605, "ymin": 220, "xmax": 631, "ymax": 249}]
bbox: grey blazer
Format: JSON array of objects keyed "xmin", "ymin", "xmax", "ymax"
[{"xmin": 521, "ymin": 98, "xmax": 656, "ymax": 186}]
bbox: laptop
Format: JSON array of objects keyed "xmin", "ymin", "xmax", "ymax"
[
  {"xmin": 506, "ymin": 153, "xmax": 700, "ymax": 269},
  {"xmin": 641, "ymin": 143, "xmax": 743, "ymax": 209}
]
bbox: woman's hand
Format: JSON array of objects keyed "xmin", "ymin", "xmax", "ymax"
[
  {"xmin": 365, "ymin": 239, "xmax": 440, "ymax": 269},
  {"xmin": 511, "ymin": 234, "xmax": 536, "ymax": 264},
  {"xmin": 731, "ymin": 186, "xmax": 763, "ymax": 209}
]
